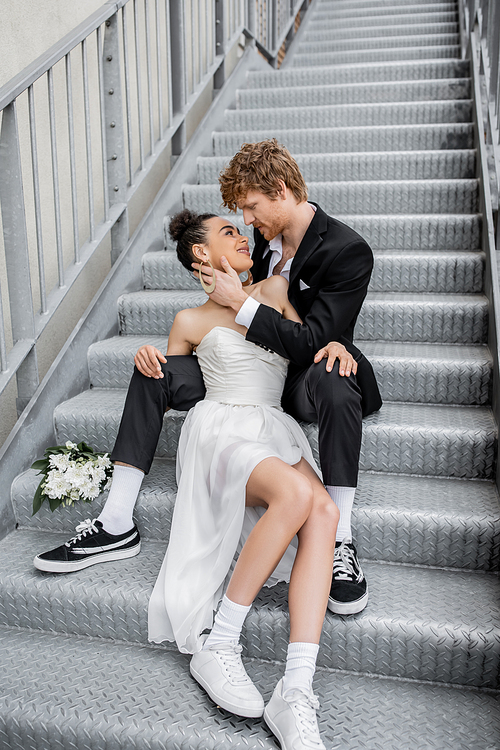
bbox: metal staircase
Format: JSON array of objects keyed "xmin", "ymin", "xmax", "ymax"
[{"xmin": 1, "ymin": 0, "xmax": 499, "ymax": 747}]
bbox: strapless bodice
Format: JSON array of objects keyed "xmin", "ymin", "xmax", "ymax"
[{"xmin": 195, "ymin": 327, "xmax": 288, "ymax": 408}]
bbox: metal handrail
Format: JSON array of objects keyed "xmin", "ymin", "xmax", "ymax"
[{"xmin": 0, "ymin": 0, "xmax": 307, "ymax": 431}]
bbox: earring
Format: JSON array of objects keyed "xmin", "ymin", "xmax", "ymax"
[
  {"xmin": 198, "ymin": 259, "xmax": 216, "ymax": 294},
  {"xmin": 241, "ymin": 271, "xmax": 253, "ymax": 287}
]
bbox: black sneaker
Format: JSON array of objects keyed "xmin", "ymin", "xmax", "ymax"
[
  {"xmin": 33, "ymin": 519, "xmax": 141, "ymax": 573},
  {"xmin": 327, "ymin": 538, "xmax": 368, "ymax": 615}
]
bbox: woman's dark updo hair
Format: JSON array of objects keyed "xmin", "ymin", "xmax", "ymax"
[{"xmin": 169, "ymin": 209, "xmax": 217, "ymax": 272}]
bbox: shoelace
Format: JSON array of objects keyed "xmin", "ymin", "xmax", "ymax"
[
  {"xmin": 209, "ymin": 642, "xmax": 250, "ymax": 685},
  {"xmin": 332, "ymin": 540, "xmax": 362, "ymax": 583},
  {"xmin": 283, "ymin": 689, "xmax": 323, "ymax": 749},
  {"xmin": 65, "ymin": 519, "xmax": 100, "ymax": 548}
]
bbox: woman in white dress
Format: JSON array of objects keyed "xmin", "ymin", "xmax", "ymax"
[{"xmin": 148, "ymin": 210, "xmax": 353, "ymax": 750}]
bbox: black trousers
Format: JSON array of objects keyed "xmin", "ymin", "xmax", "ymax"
[{"xmin": 111, "ymin": 355, "xmax": 363, "ymax": 487}]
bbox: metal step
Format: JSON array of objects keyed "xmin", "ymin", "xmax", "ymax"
[
  {"xmin": 213, "ymin": 124, "xmax": 475, "ymax": 155},
  {"xmin": 315, "ymin": 0, "xmax": 458, "ymax": 8},
  {"xmin": 86, "ymin": 334, "xmax": 491, "ymax": 406},
  {"xmin": 1, "ymin": 529, "xmax": 499, "ymax": 687},
  {"xmin": 1, "ymin": 627, "xmax": 498, "ymax": 750},
  {"xmin": 116, "ymin": 289, "xmax": 488, "ymax": 343},
  {"xmin": 237, "ymin": 80, "xmax": 471, "ymax": 108},
  {"xmin": 223, "ymin": 101, "xmax": 472, "ymax": 131},
  {"xmin": 197, "ymin": 151, "xmax": 476, "ymax": 184},
  {"xmin": 308, "ymin": 9, "xmax": 458, "ymax": 25},
  {"xmin": 302, "ymin": 22, "xmax": 459, "ymax": 41},
  {"xmin": 14, "ymin": 455, "xmax": 500, "ymax": 570},
  {"xmin": 183, "ymin": 180, "xmax": 479, "ymax": 215},
  {"xmin": 143, "ymin": 247, "xmax": 484, "ymax": 294},
  {"xmin": 52, "ymin": 389, "xmax": 496, "ymax": 478},
  {"xmin": 290, "ymin": 46, "xmax": 462, "ymax": 67},
  {"xmin": 298, "ymin": 33, "xmax": 461, "ymax": 54},
  {"xmin": 246, "ymin": 59, "xmax": 470, "ymax": 87},
  {"xmin": 161, "ymin": 212, "xmax": 481, "ymax": 252}
]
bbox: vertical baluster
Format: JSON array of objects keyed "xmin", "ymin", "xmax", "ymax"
[
  {"xmin": 134, "ymin": 0, "xmax": 146, "ymax": 169},
  {"xmin": 97, "ymin": 25, "xmax": 110, "ymax": 222},
  {"xmin": 156, "ymin": 0, "xmax": 164, "ymax": 138},
  {"xmin": 47, "ymin": 67, "xmax": 65, "ymax": 287},
  {"xmin": 82, "ymin": 38, "xmax": 95, "ymax": 242},
  {"xmin": 65, "ymin": 54, "xmax": 80, "ymax": 264},
  {"xmin": 190, "ymin": 0, "xmax": 196, "ymax": 92},
  {"xmin": 0, "ymin": 281, "xmax": 7, "ymax": 372},
  {"xmin": 165, "ymin": 0, "xmax": 174, "ymax": 126},
  {"xmin": 122, "ymin": 5, "xmax": 135, "ymax": 184},
  {"xmin": 198, "ymin": 0, "xmax": 203, "ymax": 81},
  {"xmin": 144, "ymin": 0, "xmax": 155, "ymax": 154},
  {"xmin": 28, "ymin": 84, "xmax": 47, "ymax": 313},
  {"xmin": 0, "ymin": 101, "xmax": 39, "ymax": 412}
]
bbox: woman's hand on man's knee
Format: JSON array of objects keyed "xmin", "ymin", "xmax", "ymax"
[
  {"xmin": 313, "ymin": 342, "xmax": 357, "ymax": 376},
  {"xmin": 134, "ymin": 345, "xmax": 167, "ymax": 378}
]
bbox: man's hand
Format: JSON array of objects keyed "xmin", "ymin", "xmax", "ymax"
[
  {"xmin": 314, "ymin": 341, "xmax": 358, "ymax": 376},
  {"xmin": 192, "ymin": 256, "xmax": 248, "ymax": 312},
  {"xmin": 134, "ymin": 345, "xmax": 167, "ymax": 378}
]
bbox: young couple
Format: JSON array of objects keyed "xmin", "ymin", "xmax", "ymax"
[{"xmin": 34, "ymin": 139, "xmax": 381, "ymax": 749}]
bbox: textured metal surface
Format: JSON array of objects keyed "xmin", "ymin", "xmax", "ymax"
[
  {"xmin": 361, "ymin": 340, "xmax": 492, "ymax": 404},
  {"xmin": 309, "ymin": 9, "xmax": 458, "ymax": 24},
  {"xmin": 303, "ymin": 22, "xmax": 459, "ymax": 41},
  {"xmin": 246, "ymin": 59, "xmax": 470, "ymax": 87},
  {"xmin": 117, "ymin": 288, "xmax": 488, "ymax": 343},
  {"xmin": 118, "ymin": 290, "xmax": 206, "ymax": 335},
  {"xmin": 224, "ymin": 100, "xmax": 472, "ymax": 130},
  {"xmin": 291, "ymin": 46, "xmax": 462, "ymax": 67},
  {"xmin": 238, "ymin": 79, "xmax": 470, "ymax": 107},
  {"xmin": 88, "ymin": 335, "xmax": 170, "ymax": 387},
  {"xmin": 1, "ymin": 627, "xmax": 499, "ymax": 750},
  {"xmin": 52, "ymin": 388, "xmax": 497, "ymax": 478},
  {"xmin": 213, "ymin": 124, "xmax": 475, "ymax": 156},
  {"xmin": 369, "ymin": 251, "xmax": 483, "ymax": 293},
  {"xmin": 1, "ymin": 529, "xmax": 499, "ymax": 688},
  {"xmin": 297, "ymin": 34, "xmax": 461, "ymax": 54},
  {"xmin": 198, "ymin": 150, "xmax": 477, "ymax": 184},
  {"xmin": 184, "ymin": 180, "xmax": 479, "ymax": 215},
  {"xmin": 13, "ymin": 461, "xmax": 500, "ymax": 572}
]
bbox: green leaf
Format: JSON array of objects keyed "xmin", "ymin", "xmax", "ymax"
[
  {"xmin": 32, "ymin": 481, "xmax": 45, "ymax": 515},
  {"xmin": 48, "ymin": 496, "xmax": 62, "ymax": 512},
  {"xmin": 31, "ymin": 459, "xmax": 50, "ymax": 472},
  {"xmin": 78, "ymin": 441, "xmax": 94, "ymax": 454}
]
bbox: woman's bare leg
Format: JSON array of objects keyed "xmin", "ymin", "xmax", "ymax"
[
  {"xmin": 225, "ymin": 457, "xmax": 314, "ymax": 606},
  {"xmin": 287, "ymin": 459, "xmax": 339, "ymax": 644}
]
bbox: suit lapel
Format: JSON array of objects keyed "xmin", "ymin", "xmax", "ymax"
[{"xmin": 289, "ymin": 203, "xmax": 328, "ymax": 287}]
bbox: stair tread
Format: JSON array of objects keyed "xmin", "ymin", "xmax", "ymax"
[
  {"xmin": 1, "ymin": 626, "xmax": 498, "ymax": 750},
  {"xmin": 14, "ymin": 465, "xmax": 500, "ymax": 570}
]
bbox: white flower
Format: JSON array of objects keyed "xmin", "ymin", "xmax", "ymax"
[
  {"xmin": 49, "ymin": 454, "xmax": 71, "ymax": 470},
  {"xmin": 65, "ymin": 441, "xmax": 77, "ymax": 450},
  {"xmin": 44, "ymin": 471, "xmax": 71, "ymax": 499}
]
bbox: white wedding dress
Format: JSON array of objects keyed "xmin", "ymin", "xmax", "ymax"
[{"xmin": 148, "ymin": 326, "xmax": 320, "ymax": 653}]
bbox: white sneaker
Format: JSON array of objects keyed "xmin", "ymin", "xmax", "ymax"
[
  {"xmin": 264, "ymin": 679, "xmax": 325, "ymax": 750},
  {"xmin": 190, "ymin": 640, "xmax": 264, "ymax": 718}
]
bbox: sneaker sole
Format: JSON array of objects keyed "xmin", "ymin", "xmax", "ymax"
[
  {"xmin": 33, "ymin": 542, "xmax": 141, "ymax": 573},
  {"xmin": 327, "ymin": 588, "xmax": 368, "ymax": 615},
  {"xmin": 263, "ymin": 708, "xmax": 287, "ymax": 748},
  {"xmin": 189, "ymin": 662, "xmax": 264, "ymax": 718}
]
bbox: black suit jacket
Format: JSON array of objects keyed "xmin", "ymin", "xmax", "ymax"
[{"xmin": 247, "ymin": 203, "xmax": 382, "ymax": 417}]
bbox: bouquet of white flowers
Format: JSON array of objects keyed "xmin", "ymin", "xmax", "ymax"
[{"xmin": 31, "ymin": 441, "xmax": 113, "ymax": 515}]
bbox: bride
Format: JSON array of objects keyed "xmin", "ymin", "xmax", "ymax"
[{"xmin": 149, "ymin": 209, "xmax": 350, "ymax": 750}]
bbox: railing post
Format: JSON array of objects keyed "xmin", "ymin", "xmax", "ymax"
[
  {"xmin": 103, "ymin": 13, "xmax": 129, "ymax": 264},
  {"xmin": 0, "ymin": 102, "xmax": 39, "ymax": 414},
  {"xmin": 214, "ymin": 0, "xmax": 226, "ymax": 90},
  {"xmin": 169, "ymin": 0, "xmax": 187, "ymax": 161}
]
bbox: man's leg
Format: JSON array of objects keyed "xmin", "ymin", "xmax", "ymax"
[
  {"xmin": 282, "ymin": 360, "xmax": 368, "ymax": 615},
  {"xmin": 33, "ymin": 355, "xmax": 205, "ymax": 573}
]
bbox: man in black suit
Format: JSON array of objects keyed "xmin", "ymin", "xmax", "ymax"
[{"xmin": 34, "ymin": 140, "xmax": 381, "ymax": 618}]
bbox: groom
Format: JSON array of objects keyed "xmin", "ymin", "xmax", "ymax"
[{"xmin": 34, "ymin": 139, "xmax": 382, "ymax": 616}]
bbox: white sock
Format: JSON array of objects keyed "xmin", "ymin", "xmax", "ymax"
[
  {"xmin": 203, "ymin": 595, "xmax": 251, "ymax": 649},
  {"xmin": 282, "ymin": 642, "xmax": 319, "ymax": 697},
  {"xmin": 97, "ymin": 464, "xmax": 144, "ymax": 535},
  {"xmin": 326, "ymin": 486, "xmax": 356, "ymax": 542}
]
